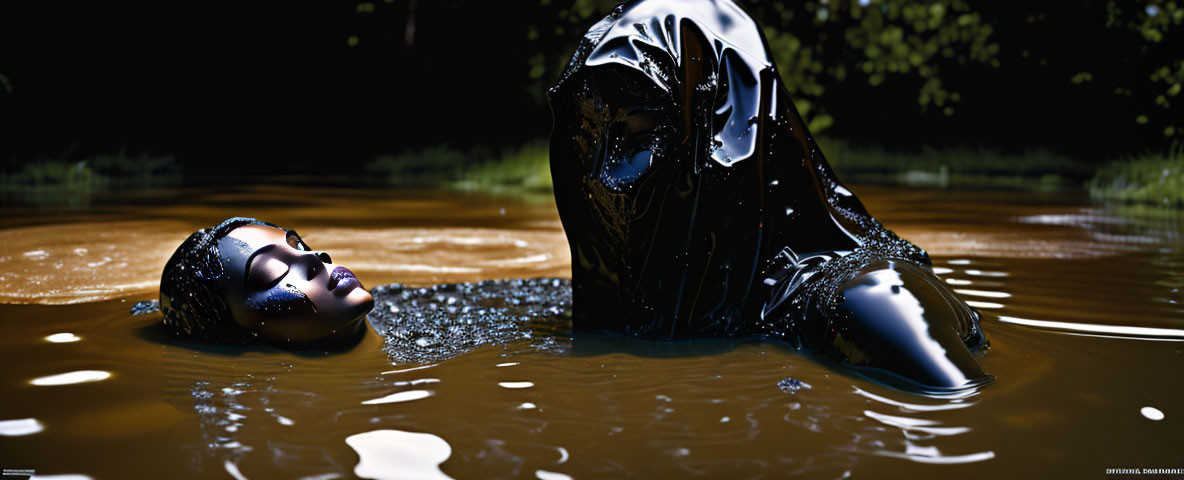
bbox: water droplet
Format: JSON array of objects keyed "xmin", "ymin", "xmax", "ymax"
[{"xmin": 777, "ymin": 377, "xmax": 812, "ymax": 394}]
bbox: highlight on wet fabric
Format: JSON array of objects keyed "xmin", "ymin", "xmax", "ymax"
[{"xmin": 546, "ymin": 0, "xmax": 990, "ymax": 393}]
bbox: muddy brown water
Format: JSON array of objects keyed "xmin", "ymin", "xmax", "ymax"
[{"xmin": 0, "ymin": 184, "xmax": 1180, "ymax": 479}]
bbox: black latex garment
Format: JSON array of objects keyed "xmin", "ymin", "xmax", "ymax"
[{"xmin": 547, "ymin": 0, "xmax": 990, "ymax": 392}]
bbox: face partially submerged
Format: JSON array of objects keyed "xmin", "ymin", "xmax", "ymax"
[{"xmin": 218, "ymin": 225, "xmax": 374, "ymax": 344}]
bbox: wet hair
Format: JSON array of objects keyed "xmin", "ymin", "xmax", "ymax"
[{"xmin": 158, "ymin": 217, "xmax": 279, "ymax": 344}]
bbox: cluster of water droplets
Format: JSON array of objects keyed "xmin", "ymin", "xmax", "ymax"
[{"xmin": 367, "ymin": 278, "xmax": 572, "ymax": 364}]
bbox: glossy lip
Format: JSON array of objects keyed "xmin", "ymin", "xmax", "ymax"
[{"xmin": 328, "ymin": 266, "xmax": 360, "ymax": 293}]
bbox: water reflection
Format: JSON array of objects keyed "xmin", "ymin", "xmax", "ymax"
[
  {"xmin": 865, "ymin": 444, "xmax": 995, "ymax": 465},
  {"xmin": 952, "ymin": 289, "xmax": 1012, "ymax": 299},
  {"xmin": 1, "ymin": 186, "xmax": 1182, "ymax": 478},
  {"xmin": 29, "ymin": 370, "xmax": 110, "ymax": 386},
  {"xmin": 534, "ymin": 469, "xmax": 573, "ymax": 480},
  {"xmin": 382, "ymin": 364, "xmax": 438, "ymax": 375},
  {"xmin": 851, "ymin": 387, "xmax": 977, "ymax": 412},
  {"xmin": 0, "ymin": 189, "xmax": 570, "ymax": 306},
  {"xmin": 850, "ymin": 386, "xmax": 994, "ymax": 464},
  {"xmin": 862, "ymin": 410, "xmax": 970, "ymax": 437},
  {"xmin": 223, "ymin": 460, "xmax": 249, "ymax": 480},
  {"xmin": 43, "ymin": 333, "xmax": 80, "ymax": 343},
  {"xmin": 964, "ymin": 269, "xmax": 1009, "ymax": 277},
  {"xmin": 930, "ymin": 204, "xmax": 1184, "ymax": 342},
  {"xmin": 362, "ymin": 390, "xmax": 435, "ymax": 405},
  {"xmin": 345, "ymin": 429, "xmax": 453, "ymax": 480},
  {"xmin": 997, "ymin": 315, "xmax": 1184, "ymax": 340},
  {"xmin": 0, "ymin": 417, "xmax": 43, "ymax": 436},
  {"xmin": 157, "ymin": 339, "xmax": 373, "ymax": 478},
  {"xmin": 1140, "ymin": 406, "xmax": 1166, "ymax": 421}
]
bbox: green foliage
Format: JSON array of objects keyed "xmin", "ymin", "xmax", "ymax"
[
  {"xmin": 1, "ymin": 150, "xmax": 181, "ymax": 205},
  {"xmin": 1104, "ymin": 1, "xmax": 1183, "ymax": 142},
  {"xmin": 366, "ymin": 142, "xmax": 552, "ymax": 194},
  {"xmin": 525, "ymin": 0, "xmax": 620, "ymax": 105},
  {"xmin": 3, "ymin": 160, "xmax": 99, "ymax": 188},
  {"xmin": 1088, "ymin": 145, "xmax": 1184, "ymax": 206},
  {"xmin": 1070, "ymin": 72, "xmax": 1094, "ymax": 84},
  {"xmin": 365, "ymin": 145, "xmax": 475, "ymax": 187},
  {"xmin": 760, "ymin": 0, "xmax": 998, "ymax": 131},
  {"xmin": 527, "ymin": 0, "xmax": 1000, "ymax": 135},
  {"xmin": 331, "ymin": 1, "xmax": 1177, "ymax": 155},
  {"xmin": 453, "ymin": 141, "xmax": 553, "ymax": 194}
]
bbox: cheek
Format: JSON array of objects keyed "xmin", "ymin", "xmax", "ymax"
[{"xmin": 246, "ymin": 284, "xmax": 318, "ymax": 320}]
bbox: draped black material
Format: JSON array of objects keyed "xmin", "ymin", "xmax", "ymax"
[{"xmin": 547, "ymin": 0, "xmax": 986, "ymax": 374}]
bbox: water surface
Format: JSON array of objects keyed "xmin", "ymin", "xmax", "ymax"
[{"xmin": 0, "ymin": 185, "xmax": 1180, "ymax": 479}]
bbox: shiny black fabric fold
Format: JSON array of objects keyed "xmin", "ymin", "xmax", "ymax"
[{"xmin": 548, "ymin": 0, "xmax": 990, "ymax": 392}]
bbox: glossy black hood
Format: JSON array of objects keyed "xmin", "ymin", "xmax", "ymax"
[{"xmin": 547, "ymin": 0, "xmax": 929, "ymax": 340}]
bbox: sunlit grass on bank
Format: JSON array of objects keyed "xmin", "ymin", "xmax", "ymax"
[
  {"xmin": 821, "ymin": 138, "xmax": 1184, "ymax": 208},
  {"xmin": 366, "ymin": 141, "xmax": 552, "ymax": 198},
  {"xmin": 366, "ymin": 138, "xmax": 1097, "ymax": 196},
  {"xmin": 1087, "ymin": 147, "xmax": 1184, "ymax": 207},
  {"xmin": 1, "ymin": 151, "xmax": 181, "ymax": 206},
  {"xmin": 818, "ymin": 137, "xmax": 1092, "ymax": 191},
  {"xmin": 365, "ymin": 138, "xmax": 1105, "ymax": 199},
  {"xmin": 8, "ymin": 140, "xmax": 1181, "ymax": 209}
]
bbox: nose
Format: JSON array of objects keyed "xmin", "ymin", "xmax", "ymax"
[{"xmin": 296, "ymin": 251, "xmax": 333, "ymax": 281}]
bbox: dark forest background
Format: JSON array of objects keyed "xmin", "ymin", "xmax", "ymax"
[{"xmin": 1, "ymin": 0, "xmax": 1180, "ymax": 179}]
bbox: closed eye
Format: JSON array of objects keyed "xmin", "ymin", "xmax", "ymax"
[{"xmin": 248, "ymin": 257, "xmax": 290, "ymax": 289}]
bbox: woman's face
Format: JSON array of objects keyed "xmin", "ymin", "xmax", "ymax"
[{"xmin": 218, "ymin": 224, "xmax": 374, "ymax": 343}]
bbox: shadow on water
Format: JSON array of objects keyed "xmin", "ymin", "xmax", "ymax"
[
  {"xmin": 132, "ymin": 320, "xmax": 368, "ymax": 359},
  {"xmin": 568, "ymin": 331, "xmax": 995, "ymax": 400},
  {"xmin": 567, "ymin": 333, "xmax": 762, "ymax": 359},
  {"xmin": 365, "ymin": 276, "xmax": 776, "ymax": 362},
  {"xmin": 367, "ymin": 275, "xmax": 994, "ymax": 400}
]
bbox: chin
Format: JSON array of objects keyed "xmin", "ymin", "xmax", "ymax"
[{"xmin": 350, "ymin": 291, "xmax": 376, "ymax": 317}]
